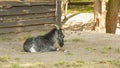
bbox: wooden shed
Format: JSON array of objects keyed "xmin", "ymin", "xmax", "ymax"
[{"xmin": 0, "ymin": 0, "xmax": 62, "ymax": 34}]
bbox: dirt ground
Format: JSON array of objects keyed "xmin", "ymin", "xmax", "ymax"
[{"xmin": 0, "ymin": 30, "xmax": 120, "ymax": 68}]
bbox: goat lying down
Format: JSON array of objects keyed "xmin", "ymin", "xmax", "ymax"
[{"xmin": 23, "ymin": 25, "xmax": 67, "ymax": 52}]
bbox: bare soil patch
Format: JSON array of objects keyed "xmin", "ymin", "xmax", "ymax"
[{"xmin": 0, "ymin": 30, "xmax": 120, "ymax": 68}]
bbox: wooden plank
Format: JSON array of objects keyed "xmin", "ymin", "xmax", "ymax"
[
  {"xmin": 0, "ymin": 17, "xmax": 55, "ymax": 28},
  {"xmin": 0, "ymin": 5, "xmax": 55, "ymax": 16},
  {"xmin": 0, "ymin": 24, "xmax": 54, "ymax": 34},
  {"xmin": 0, "ymin": 12, "xmax": 55, "ymax": 22},
  {"xmin": 0, "ymin": 1, "xmax": 56, "ymax": 8},
  {"xmin": 56, "ymin": 0, "xmax": 62, "ymax": 27}
]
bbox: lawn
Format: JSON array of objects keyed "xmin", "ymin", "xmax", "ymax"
[
  {"xmin": 68, "ymin": 0, "xmax": 109, "ymax": 13},
  {"xmin": 68, "ymin": 5, "xmax": 94, "ymax": 13},
  {"xmin": 70, "ymin": 0, "xmax": 108, "ymax": 2}
]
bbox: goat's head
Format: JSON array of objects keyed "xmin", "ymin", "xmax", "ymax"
[{"xmin": 54, "ymin": 24, "xmax": 65, "ymax": 47}]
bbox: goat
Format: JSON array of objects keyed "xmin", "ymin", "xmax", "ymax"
[{"xmin": 23, "ymin": 25, "xmax": 65, "ymax": 52}]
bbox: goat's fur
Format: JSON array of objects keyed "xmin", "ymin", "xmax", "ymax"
[{"xmin": 23, "ymin": 28, "xmax": 64, "ymax": 52}]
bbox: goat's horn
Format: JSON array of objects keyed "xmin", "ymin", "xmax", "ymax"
[{"xmin": 54, "ymin": 24, "xmax": 60, "ymax": 29}]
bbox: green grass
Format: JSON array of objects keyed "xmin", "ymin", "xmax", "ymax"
[
  {"xmin": 101, "ymin": 47, "xmax": 112, "ymax": 54},
  {"xmin": 0, "ymin": 37, "xmax": 11, "ymax": 42},
  {"xmin": 65, "ymin": 37, "xmax": 87, "ymax": 42},
  {"xmin": 68, "ymin": 0, "xmax": 94, "ymax": 13},
  {"xmin": 54, "ymin": 60, "xmax": 85, "ymax": 68},
  {"xmin": 71, "ymin": 0, "xmax": 108, "ymax": 2},
  {"xmin": 100, "ymin": 47, "xmax": 120, "ymax": 54},
  {"xmin": 71, "ymin": 0, "xmax": 94, "ymax": 2},
  {"xmin": 0, "ymin": 56, "xmax": 10, "ymax": 62},
  {"xmin": 65, "ymin": 52, "xmax": 73, "ymax": 55},
  {"xmin": 68, "ymin": 0, "xmax": 109, "ymax": 13},
  {"xmin": 9, "ymin": 63, "xmax": 23, "ymax": 68},
  {"xmin": 68, "ymin": 5, "xmax": 94, "ymax": 13},
  {"xmin": 85, "ymin": 47, "xmax": 96, "ymax": 51},
  {"xmin": 9, "ymin": 63, "xmax": 46, "ymax": 68},
  {"xmin": 0, "ymin": 37, "xmax": 2, "ymax": 42},
  {"xmin": 71, "ymin": 38, "xmax": 80, "ymax": 42},
  {"xmin": 107, "ymin": 60, "xmax": 120, "ymax": 66},
  {"xmin": 1, "ymin": 60, "xmax": 119, "ymax": 68},
  {"xmin": 98, "ymin": 60, "xmax": 120, "ymax": 67},
  {"xmin": 14, "ymin": 57, "xmax": 21, "ymax": 61},
  {"xmin": 98, "ymin": 60, "xmax": 107, "ymax": 64},
  {"xmin": 115, "ymin": 48, "xmax": 120, "ymax": 53}
]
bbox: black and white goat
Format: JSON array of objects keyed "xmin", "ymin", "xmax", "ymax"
[{"xmin": 23, "ymin": 25, "xmax": 65, "ymax": 52}]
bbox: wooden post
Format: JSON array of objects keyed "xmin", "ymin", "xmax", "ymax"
[{"xmin": 56, "ymin": 0, "xmax": 62, "ymax": 28}]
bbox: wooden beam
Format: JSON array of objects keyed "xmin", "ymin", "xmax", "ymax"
[
  {"xmin": 56, "ymin": 0, "xmax": 62, "ymax": 28},
  {"xmin": 0, "ymin": 24, "xmax": 53, "ymax": 34},
  {"xmin": 0, "ymin": 1, "xmax": 55, "ymax": 8},
  {"xmin": 0, "ymin": 5, "xmax": 55, "ymax": 16},
  {"xmin": 0, "ymin": 12, "xmax": 55, "ymax": 22},
  {"xmin": 0, "ymin": 17, "xmax": 55, "ymax": 28}
]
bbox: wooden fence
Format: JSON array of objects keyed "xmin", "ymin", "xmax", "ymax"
[{"xmin": 0, "ymin": 0, "xmax": 61, "ymax": 34}]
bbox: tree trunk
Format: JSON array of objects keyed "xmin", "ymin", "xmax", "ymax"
[
  {"xmin": 106, "ymin": 0, "xmax": 120, "ymax": 34},
  {"xmin": 94, "ymin": 0, "xmax": 106, "ymax": 32}
]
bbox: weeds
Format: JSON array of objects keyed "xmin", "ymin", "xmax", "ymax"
[
  {"xmin": 9, "ymin": 63, "xmax": 23, "ymax": 68},
  {"xmin": 0, "ymin": 56, "xmax": 10, "ymax": 62},
  {"xmin": 0, "ymin": 37, "xmax": 11, "ymax": 42},
  {"xmin": 98, "ymin": 60, "xmax": 120, "ymax": 67},
  {"xmin": 65, "ymin": 52, "xmax": 73, "ymax": 55},
  {"xmin": 0, "ymin": 37, "xmax": 2, "ymax": 42},
  {"xmin": 85, "ymin": 47, "xmax": 96, "ymax": 51},
  {"xmin": 14, "ymin": 57, "xmax": 21, "ymax": 61},
  {"xmin": 54, "ymin": 60, "xmax": 85, "ymax": 68},
  {"xmin": 98, "ymin": 60, "xmax": 107, "ymax": 64},
  {"xmin": 65, "ymin": 38, "xmax": 86, "ymax": 42},
  {"xmin": 107, "ymin": 60, "xmax": 120, "ymax": 66},
  {"xmin": 101, "ymin": 47, "xmax": 112, "ymax": 54},
  {"xmin": 9, "ymin": 63, "xmax": 45, "ymax": 68},
  {"xmin": 115, "ymin": 48, "xmax": 120, "ymax": 53},
  {"xmin": 100, "ymin": 47, "xmax": 120, "ymax": 54},
  {"xmin": 72, "ymin": 38, "xmax": 80, "ymax": 42},
  {"xmin": 36, "ymin": 63, "xmax": 46, "ymax": 68}
]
